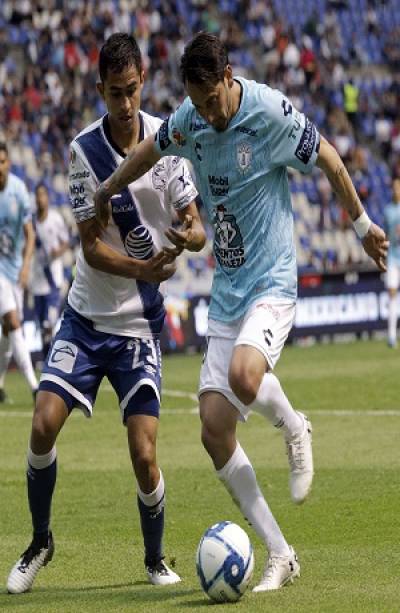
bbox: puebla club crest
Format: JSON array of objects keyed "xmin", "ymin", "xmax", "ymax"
[{"xmin": 236, "ymin": 142, "xmax": 252, "ymax": 173}]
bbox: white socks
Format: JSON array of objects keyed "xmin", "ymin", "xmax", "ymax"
[
  {"xmin": 9, "ymin": 328, "xmax": 38, "ymax": 391},
  {"xmin": 388, "ymin": 295, "xmax": 398, "ymax": 345},
  {"xmin": 0, "ymin": 334, "xmax": 12, "ymax": 387},
  {"xmin": 250, "ymin": 373, "xmax": 303, "ymax": 439},
  {"xmin": 137, "ymin": 470, "xmax": 165, "ymax": 507},
  {"xmin": 28, "ymin": 446, "xmax": 57, "ymax": 469},
  {"xmin": 217, "ymin": 443, "xmax": 290, "ymax": 556}
]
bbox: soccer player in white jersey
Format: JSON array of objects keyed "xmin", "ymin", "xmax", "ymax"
[
  {"xmin": 384, "ymin": 177, "xmax": 400, "ymax": 347},
  {"xmin": 0, "ymin": 142, "xmax": 38, "ymax": 402},
  {"xmin": 32, "ymin": 183, "xmax": 70, "ymax": 359},
  {"xmin": 93, "ymin": 33, "xmax": 388, "ymax": 592},
  {"xmin": 7, "ymin": 34, "xmax": 206, "ymax": 594}
]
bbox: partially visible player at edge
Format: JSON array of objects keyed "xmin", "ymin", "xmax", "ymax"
[
  {"xmin": 0, "ymin": 142, "xmax": 38, "ymax": 403},
  {"xmin": 7, "ymin": 33, "xmax": 206, "ymax": 594},
  {"xmin": 384, "ymin": 177, "xmax": 400, "ymax": 347},
  {"xmin": 93, "ymin": 32, "xmax": 388, "ymax": 592},
  {"xmin": 32, "ymin": 183, "xmax": 70, "ymax": 360}
]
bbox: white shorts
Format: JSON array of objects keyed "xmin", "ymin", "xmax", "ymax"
[
  {"xmin": 385, "ymin": 261, "xmax": 400, "ymax": 290},
  {"xmin": 0, "ymin": 273, "xmax": 23, "ymax": 319},
  {"xmin": 199, "ymin": 297, "xmax": 295, "ymax": 420}
]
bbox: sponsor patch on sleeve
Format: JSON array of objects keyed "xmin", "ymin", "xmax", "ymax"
[
  {"xmin": 294, "ymin": 118, "xmax": 317, "ymax": 165},
  {"xmin": 157, "ymin": 118, "xmax": 171, "ymax": 151}
]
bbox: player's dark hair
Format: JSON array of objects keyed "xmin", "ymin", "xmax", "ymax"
[
  {"xmin": 99, "ymin": 33, "xmax": 142, "ymax": 82},
  {"xmin": 0, "ymin": 142, "xmax": 8, "ymax": 156},
  {"xmin": 180, "ymin": 32, "xmax": 229, "ymax": 87},
  {"xmin": 35, "ymin": 182, "xmax": 48, "ymax": 194}
]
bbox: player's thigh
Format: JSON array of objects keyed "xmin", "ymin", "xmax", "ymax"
[
  {"xmin": 235, "ymin": 298, "xmax": 296, "ymax": 371},
  {"xmin": 107, "ymin": 337, "xmax": 162, "ymax": 424},
  {"xmin": 199, "ymin": 331, "xmax": 250, "ymax": 420},
  {"xmin": 0, "ymin": 276, "xmax": 22, "ymax": 328}
]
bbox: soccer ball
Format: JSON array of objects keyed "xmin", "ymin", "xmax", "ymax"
[{"xmin": 196, "ymin": 521, "xmax": 254, "ymax": 603}]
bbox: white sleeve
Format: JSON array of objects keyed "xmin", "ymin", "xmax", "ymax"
[
  {"xmin": 167, "ymin": 156, "xmax": 198, "ymax": 211},
  {"xmin": 68, "ymin": 142, "xmax": 98, "ymax": 223}
]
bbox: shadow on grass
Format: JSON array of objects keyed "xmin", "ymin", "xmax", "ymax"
[{"xmin": 0, "ymin": 584, "xmax": 203, "ymax": 610}]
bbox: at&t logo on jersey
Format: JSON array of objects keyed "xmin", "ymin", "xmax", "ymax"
[
  {"xmin": 124, "ymin": 225, "xmax": 154, "ymax": 259},
  {"xmin": 213, "ymin": 204, "xmax": 245, "ymax": 268}
]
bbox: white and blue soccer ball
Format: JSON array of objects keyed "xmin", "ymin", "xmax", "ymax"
[{"xmin": 196, "ymin": 521, "xmax": 254, "ymax": 603}]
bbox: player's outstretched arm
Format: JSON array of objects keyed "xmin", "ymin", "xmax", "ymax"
[
  {"xmin": 316, "ymin": 136, "xmax": 388, "ymax": 271},
  {"xmin": 94, "ymin": 135, "xmax": 161, "ymax": 228},
  {"xmin": 164, "ymin": 203, "xmax": 207, "ymax": 256}
]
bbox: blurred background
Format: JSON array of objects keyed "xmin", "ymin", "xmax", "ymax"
[{"xmin": 1, "ymin": 0, "xmax": 399, "ymax": 355}]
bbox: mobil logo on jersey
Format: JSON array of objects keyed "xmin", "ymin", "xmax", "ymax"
[{"xmin": 236, "ymin": 142, "xmax": 252, "ymax": 173}]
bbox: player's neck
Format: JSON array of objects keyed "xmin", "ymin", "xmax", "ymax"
[
  {"xmin": 37, "ymin": 210, "xmax": 48, "ymax": 222},
  {"xmin": 108, "ymin": 115, "xmax": 141, "ymax": 154},
  {"xmin": 229, "ymin": 80, "xmax": 242, "ymax": 122}
]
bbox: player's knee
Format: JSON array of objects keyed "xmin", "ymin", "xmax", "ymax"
[
  {"xmin": 31, "ymin": 406, "xmax": 58, "ymax": 446},
  {"xmin": 131, "ymin": 443, "xmax": 156, "ymax": 477},
  {"xmin": 228, "ymin": 364, "xmax": 258, "ymax": 405}
]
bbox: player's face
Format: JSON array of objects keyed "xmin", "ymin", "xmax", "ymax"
[
  {"xmin": 0, "ymin": 150, "xmax": 10, "ymax": 190},
  {"xmin": 186, "ymin": 66, "xmax": 235, "ymax": 132},
  {"xmin": 98, "ymin": 64, "xmax": 144, "ymax": 133},
  {"xmin": 36, "ymin": 185, "xmax": 49, "ymax": 215}
]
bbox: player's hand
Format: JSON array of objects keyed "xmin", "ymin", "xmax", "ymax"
[
  {"xmin": 164, "ymin": 214, "xmax": 195, "ymax": 256},
  {"xmin": 94, "ymin": 183, "xmax": 112, "ymax": 228},
  {"xmin": 140, "ymin": 251, "xmax": 177, "ymax": 283},
  {"xmin": 18, "ymin": 265, "xmax": 30, "ymax": 289},
  {"xmin": 361, "ymin": 223, "xmax": 389, "ymax": 272}
]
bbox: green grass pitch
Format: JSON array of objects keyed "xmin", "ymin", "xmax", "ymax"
[{"xmin": 0, "ymin": 339, "xmax": 399, "ymax": 612}]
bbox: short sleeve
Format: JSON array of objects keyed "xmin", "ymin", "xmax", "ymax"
[
  {"xmin": 166, "ymin": 157, "xmax": 198, "ymax": 211},
  {"xmin": 265, "ymin": 88, "xmax": 320, "ymax": 174},
  {"xmin": 68, "ymin": 142, "xmax": 98, "ymax": 223},
  {"xmin": 154, "ymin": 99, "xmax": 192, "ymax": 159}
]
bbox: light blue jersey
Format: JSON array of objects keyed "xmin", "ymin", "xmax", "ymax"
[
  {"xmin": 154, "ymin": 77, "xmax": 320, "ymax": 322},
  {"xmin": 384, "ymin": 203, "xmax": 400, "ymax": 264},
  {"xmin": 0, "ymin": 172, "xmax": 32, "ymax": 283}
]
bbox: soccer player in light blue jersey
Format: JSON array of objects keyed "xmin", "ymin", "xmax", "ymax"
[
  {"xmin": 0, "ymin": 142, "xmax": 38, "ymax": 402},
  {"xmin": 94, "ymin": 33, "xmax": 388, "ymax": 592},
  {"xmin": 384, "ymin": 177, "xmax": 400, "ymax": 347}
]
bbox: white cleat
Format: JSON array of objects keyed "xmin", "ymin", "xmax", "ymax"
[
  {"xmin": 286, "ymin": 413, "xmax": 314, "ymax": 504},
  {"xmin": 146, "ymin": 559, "xmax": 181, "ymax": 585},
  {"xmin": 253, "ymin": 546, "xmax": 300, "ymax": 592},
  {"xmin": 7, "ymin": 532, "xmax": 54, "ymax": 594}
]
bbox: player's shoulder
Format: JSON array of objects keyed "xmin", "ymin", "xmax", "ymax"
[
  {"xmin": 7, "ymin": 172, "xmax": 29, "ymax": 197},
  {"xmin": 238, "ymin": 77, "xmax": 287, "ymax": 123},
  {"xmin": 139, "ymin": 109, "xmax": 163, "ymax": 134},
  {"xmin": 70, "ymin": 116, "xmax": 104, "ymax": 150}
]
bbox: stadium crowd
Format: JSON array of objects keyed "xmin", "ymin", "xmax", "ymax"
[{"xmin": 0, "ymin": 0, "xmax": 399, "ymax": 275}]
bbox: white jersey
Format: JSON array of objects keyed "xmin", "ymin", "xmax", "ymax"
[
  {"xmin": 67, "ymin": 111, "xmax": 198, "ymax": 337},
  {"xmin": 32, "ymin": 208, "xmax": 69, "ymax": 295}
]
